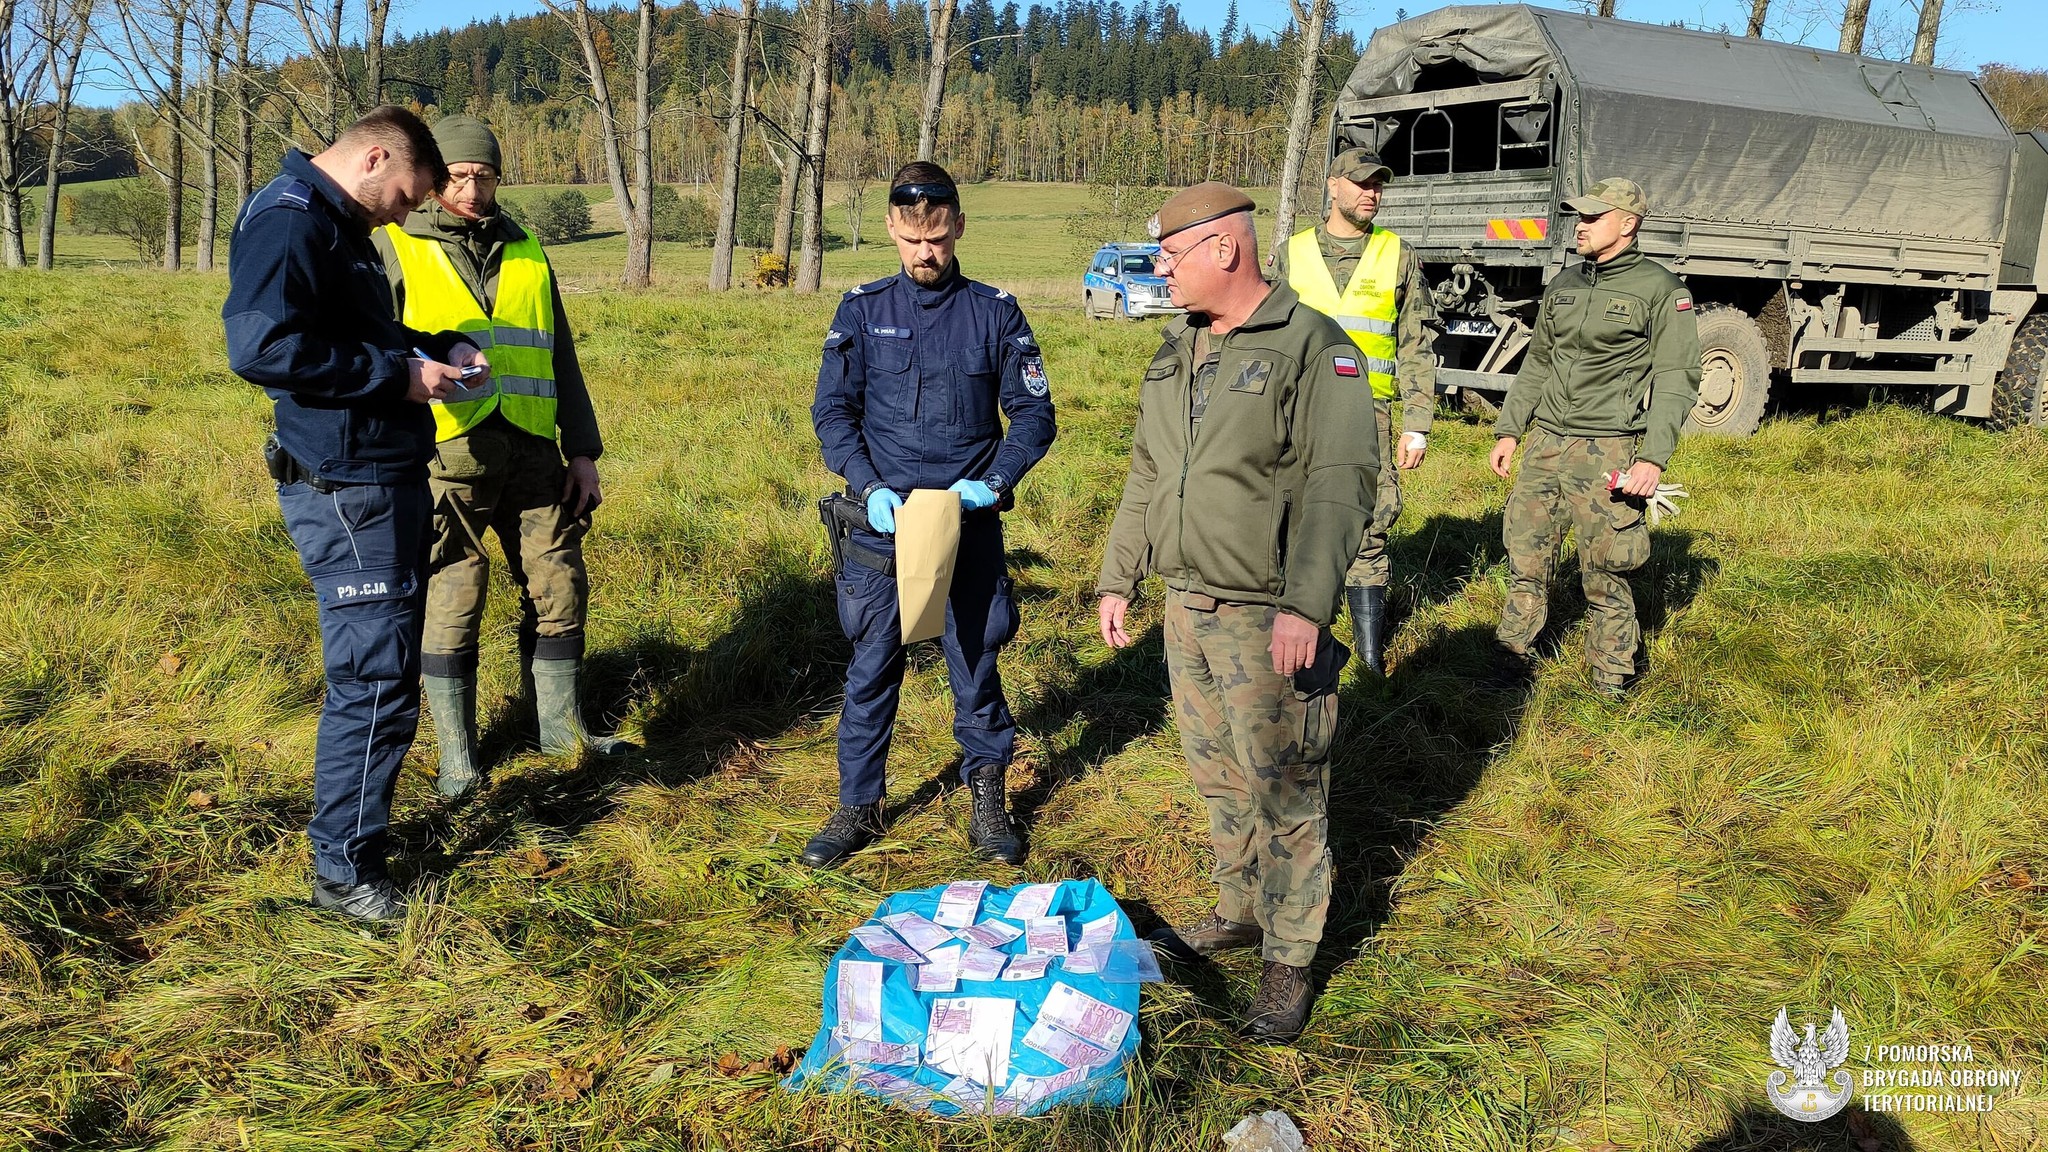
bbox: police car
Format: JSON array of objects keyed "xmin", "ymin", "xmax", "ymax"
[{"xmin": 1082, "ymin": 242, "xmax": 1183, "ymax": 320}]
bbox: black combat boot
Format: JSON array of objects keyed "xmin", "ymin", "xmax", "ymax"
[
  {"xmin": 801, "ymin": 802, "xmax": 885, "ymax": 869},
  {"xmin": 532, "ymin": 657, "xmax": 638, "ymax": 758},
  {"xmin": 1485, "ymin": 646, "xmax": 1536, "ymax": 692},
  {"xmin": 423, "ymin": 672, "xmax": 481, "ymax": 798},
  {"xmin": 1243, "ymin": 959, "xmax": 1315, "ymax": 1042},
  {"xmin": 965, "ymin": 764, "xmax": 1025, "ymax": 865},
  {"xmin": 1346, "ymin": 585, "xmax": 1387, "ymax": 675},
  {"xmin": 311, "ymin": 876, "xmax": 407, "ymax": 923},
  {"xmin": 1172, "ymin": 909, "xmax": 1264, "ymax": 956}
]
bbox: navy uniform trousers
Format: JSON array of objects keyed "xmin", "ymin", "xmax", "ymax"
[
  {"xmin": 834, "ymin": 514, "xmax": 1019, "ymax": 807},
  {"xmin": 278, "ymin": 478, "xmax": 432, "ymax": 886}
]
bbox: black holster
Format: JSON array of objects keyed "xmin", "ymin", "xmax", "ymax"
[
  {"xmin": 262, "ymin": 434, "xmax": 340, "ymax": 493},
  {"xmin": 819, "ymin": 494, "xmax": 895, "ymax": 576}
]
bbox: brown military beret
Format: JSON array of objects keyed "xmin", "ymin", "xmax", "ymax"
[{"xmin": 1147, "ymin": 181, "xmax": 1255, "ymax": 241}]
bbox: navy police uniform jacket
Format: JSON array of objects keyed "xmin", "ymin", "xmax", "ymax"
[
  {"xmin": 812, "ymin": 266, "xmax": 1056, "ymax": 497},
  {"xmin": 223, "ymin": 150, "xmax": 460, "ymax": 485}
]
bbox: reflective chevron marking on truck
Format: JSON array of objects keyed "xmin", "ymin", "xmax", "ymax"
[{"xmin": 1485, "ymin": 218, "xmax": 1550, "ymax": 241}]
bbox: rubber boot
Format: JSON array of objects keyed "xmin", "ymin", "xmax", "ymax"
[
  {"xmin": 531, "ymin": 657, "xmax": 637, "ymax": 757},
  {"xmin": 1346, "ymin": 584, "xmax": 1386, "ymax": 676},
  {"xmin": 423, "ymin": 673, "xmax": 481, "ymax": 798},
  {"xmin": 966, "ymin": 763, "xmax": 1025, "ymax": 865}
]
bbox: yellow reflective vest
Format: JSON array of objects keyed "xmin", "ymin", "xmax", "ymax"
[
  {"xmin": 1286, "ymin": 225, "xmax": 1401, "ymax": 400},
  {"xmin": 381, "ymin": 225, "xmax": 559, "ymax": 442}
]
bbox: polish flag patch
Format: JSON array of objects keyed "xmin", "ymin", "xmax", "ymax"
[
  {"xmin": 1333, "ymin": 355, "xmax": 1361, "ymax": 377},
  {"xmin": 1675, "ymin": 295, "xmax": 1693, "ymax": 312}
]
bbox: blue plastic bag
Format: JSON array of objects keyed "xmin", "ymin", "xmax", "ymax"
[{"xmin": 785, "ymin": 878, "xmax": 1143, "ymax": 1116}]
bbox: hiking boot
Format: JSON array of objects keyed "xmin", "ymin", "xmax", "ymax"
[
  {"xmin": 423, "ymin": 672, "xmax": 481, "ymax": 798},
  {"xmin": 965, "ymin": 764, "xmax": 1025, "ymax": 865},
  {"xmin": 1173, "ymin": 909, "xmax": 1264, "ymax": 956},
  {"xmin": 532, "ymin": 657, "xmax": 638, "ymax": 758},
  {"xmin": 311, "ymin": 876, "xmax": 407, "ymax": 923},
  {"xmin": 1243, "ymin": 960, "xmax": 1314, "ymax": 1042},
  {"xmin": 1593, "ymin": 673, "xmax": 1633, "ymax": 701},
  {"xmin": 1346, "ymin": 584, "xmax": 1387, "ymax": 676},
  {"xmin": 801, "ymin": 802, "xmax": 885, "ymax": 869}
]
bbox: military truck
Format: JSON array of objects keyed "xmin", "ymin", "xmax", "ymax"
[{"xmin": 1332, "ymin": 4, "xmax": 2048, "ymax": 434}]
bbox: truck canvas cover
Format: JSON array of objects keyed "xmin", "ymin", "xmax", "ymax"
[{"xmin": 1338, "ymin": 4, "xmax": 2015, "ymax": 245}]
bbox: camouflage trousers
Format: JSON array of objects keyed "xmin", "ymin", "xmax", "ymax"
[
  {"xmin": 1164, "ymin": 593, "xmax": 1342, "ymax": 967},
  {"xmin": 1345, "ymin": 398, "xmax": 1403, "ymax": 589},
  {"xmin": 421, "ymin": 418, "xmax": 591, "ymax": 675},
  {"xmin": 1496, "ymin": 427, "xmax": 1649, "ymax": 684}
]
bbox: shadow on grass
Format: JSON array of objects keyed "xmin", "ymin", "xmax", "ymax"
[
  {"xmin": 1012, "ymin": 620, "xmax": 1172, "ymax": 837},
  {"xmin": 1315, "ymin": 516, "xmax": 1720, "ymax": 974},
  {"xmin": 394, "ymin": 560, "xmax": 843, "ymax": 872},
  {"xmin": 1689, "ymin": 1105, "xmax": 1918, "ymax": 1152}
]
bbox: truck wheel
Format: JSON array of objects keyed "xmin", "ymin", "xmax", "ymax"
[
  {"xmin": 1990, "ymin": 312, "xmax": 2048, "ymax": 430},
  {"xmin": 1685, "ymin": 304, "xmax": 1771, "ymax": 437}
]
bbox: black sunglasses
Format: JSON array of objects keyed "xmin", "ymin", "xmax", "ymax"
[{"xmin": 889, "ymin": 182, "xmax": 958, "ymax": 207}]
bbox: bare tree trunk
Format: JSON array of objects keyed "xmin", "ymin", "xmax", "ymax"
[
  {"xmin": 915, "ymin": 0, "xmax": 954, "ymax": 161},
  {"xmin": 0, "ymin": 0, "xmax": 35, "ymax": 268},
  {"xmin": 770, "ymin": 133, "xmax": 798, "ymax": 264},
  {"xmin": 1271, "ymin": 0, "xmax": 1328, "ymax": 258},
  {"xmin": 196, "ymin": 0, "xmax": 225, "ymax": 270},
  {"xmin": 364, "ymin": 0, "xmax": 388, "ymax": 107},
  {"xmin": 324, "ymin": 0, "xmax": 342, "ymax": 134},
  {"xmin": 1839, "ymin": 0, "xmax": 1870, "ymax": 53},
  {"xmin": 1746, "ymin": 0, "xmax": 1769, "ymax": 36},
  {"xmin": 38, "ymin": 0, "xmax": 92, "ymax": 269},
  {"xmin": 1909, "ymin": 0, "xmax": 1942, "ymax": 64},
  {"xmin": 628, "ymin": 0, "xmax": 652, "ymax": 286},
  {"xmin": 164, "ymin": 9, "xmax": 185, "ymax": 270},
  {"xmin": 1597, "ymin": 0, "xmax": 1615, "ymax": 16},
  {"xmin": 546, "ymin": 0, "xmax": 647, "ymax": 288},
  {"xmin": 233, "ymin": 0, "xmax": 253, "ymax": 206},
  {"xmin": 795, "ymin": 0, "xmax": 834, "ymax": 293},
  {"xmin": 709, "ymin": 0, "xmax": 756, "ymax": 290}
]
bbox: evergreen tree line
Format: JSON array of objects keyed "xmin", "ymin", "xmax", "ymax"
[{"xmin": 365, "ymin": 1, "xmax": 1359, "ymax": 188}]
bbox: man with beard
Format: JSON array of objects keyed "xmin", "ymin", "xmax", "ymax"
[
  {"xmin": 1274, "ymin": 148, "xmax": 1439, "ymax": 675},
  {"xmin": 805, "ymin": 162, "xmax": 1057, "ymax": 869},
  {"xmin": 372, "ymin": 116, "xmax": 632, "ymax": 799},
  {"xmin": 223, "ymin": 107, "xmax": 485, "ymax": 922}
]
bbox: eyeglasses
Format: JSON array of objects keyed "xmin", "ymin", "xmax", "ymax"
[
  {"xmin": 446, "ymin": 173, "xmax": 500, "ymax": 190},
  {"xmin": 889, "ymin": 182, "xmax": 958, "ymax": 207},
  {"xmin": 1155, "ymin": 231, "xmax": 1223, "ymax": 270}
]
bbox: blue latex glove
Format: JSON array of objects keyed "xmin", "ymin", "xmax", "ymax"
[
  {"xmin": 866, "ymin": 487, "xmax": 903, "ymax": 533},
  {"xmin": 949, "ymin": 479, "xmax": 998, "ymax": 510}
]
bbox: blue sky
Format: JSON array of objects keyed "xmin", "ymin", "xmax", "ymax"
[{"xmin": 387, "ymin": 0, "xmax": 2043, "ymax": 72}]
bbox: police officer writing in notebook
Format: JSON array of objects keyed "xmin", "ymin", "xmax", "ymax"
[
  {"xmin": 223, "ymin": 108, "xmax": 486, "ymax": 923},
  {"xmin": 807, "ymin": 162, "xmax": 1056, "ymax": 870}
]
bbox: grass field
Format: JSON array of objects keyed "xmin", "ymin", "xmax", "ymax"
[{"xmin": 2, "ymin": 186, "xmax": 2047, "ymax": 1151}]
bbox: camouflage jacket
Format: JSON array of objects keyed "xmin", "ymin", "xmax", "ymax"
[
  {"xmin": 1494, "ymin": 244, "xmax": 1700, "ymax": 469},
  {"xmin": 1096, "ymin": 283, "xmax": 1378, "ymax": 628}
]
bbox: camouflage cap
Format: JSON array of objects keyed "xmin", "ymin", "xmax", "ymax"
[
  {"xmin": 1148, "ymin": 181, "xmax": 1255, "ymax": 241},
  {"xmin": 1329, "ymin": 147, "xmax": 1392, "ymax": 185},
  {"xmin": 1561, "ymin": 176, "xmax": 1648, "ymax": 217}
]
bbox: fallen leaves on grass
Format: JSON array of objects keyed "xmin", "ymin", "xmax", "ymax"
[
  {"xmin": 157, "ymin": 652, "xmax": 183, "ymax": 676},
  {"xmin": 714, "ymin": 1045, "xmax": 799, "ymax": 1077},
  {"xmin": 516, "ymin": 847, "xmax": 569, "ymax": 879},
  {"xmin": 525, "ymin": 1064, "xmax": 596, "ymax": 1103},
  {"xmin": 186, "ymin": 791, "xmax": 214, "ymax": 810}
]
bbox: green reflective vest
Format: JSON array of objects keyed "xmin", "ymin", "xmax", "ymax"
[
  {"xmin": 382, "ymin": 225, "xmax": 558, "ymax": 442},
  {"xmin": 1286, "ymin": 225, "xmax": 1401, "ymax": 400}
]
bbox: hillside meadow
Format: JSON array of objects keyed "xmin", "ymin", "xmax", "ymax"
[{"xmin": 1, "ymin": 188, "xmax": 2046, "ymax": 1151}]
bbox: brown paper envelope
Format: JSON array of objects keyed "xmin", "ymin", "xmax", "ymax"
[{"xmin": 895, "ymin": 489, "xmax": 962, "ymax": 643}]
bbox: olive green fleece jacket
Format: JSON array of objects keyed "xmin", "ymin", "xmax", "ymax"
[
  {"xmin": 1494, "ymin": 244, "xmax": 1700, "ymax": 468},
  {"xmin": 1095, "ymin": 282, "xmax": 1379, "ymax": 629},
  {"xmin": 371, "ymin": 202, "xmax": 604, "ymax": 461}
]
